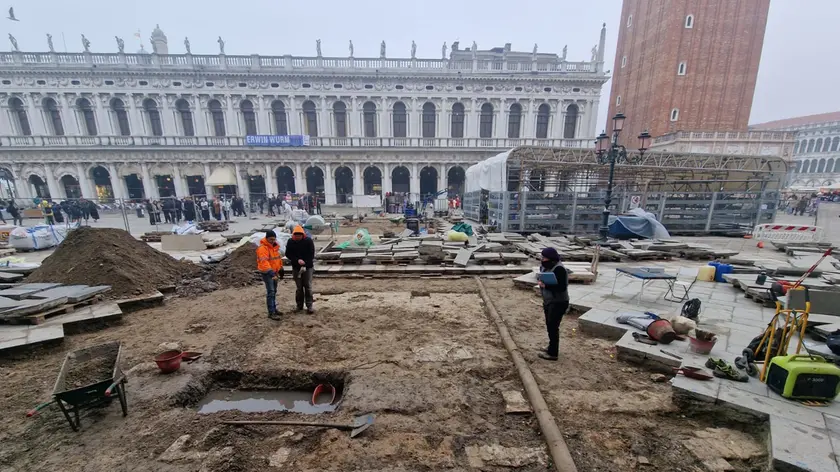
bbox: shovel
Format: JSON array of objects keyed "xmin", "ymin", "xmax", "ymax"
[{"xmin": 220, "ymin": 413, "xmax": 375, "ymax": 438}]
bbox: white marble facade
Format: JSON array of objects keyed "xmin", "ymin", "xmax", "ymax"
[
  {"xmin": 787, "ymin": 122, "xmax": 840, "ymax": 189},
  {"xmin": 0, "ymin": 26, "xmax": 609, "ymax": 203}
]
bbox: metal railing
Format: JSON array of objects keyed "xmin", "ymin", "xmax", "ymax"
[
  {"xmin": 464, "ymin": 188, "xmax": 778, "ymax": 235},
  {"xmin": 0, "ymin": 135, "xmax": 594, "ymax": 149}
]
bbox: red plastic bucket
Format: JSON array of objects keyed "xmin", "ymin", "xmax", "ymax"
[
  {"xmin": 646, "ymin": 319, "xmax": 676, "ymax": 344},
  {"xmin": 689, "ymin": 336, "xmax": 717, "ymax": 355},
  {"xmin": 154, "ymin": 350, "xmax": 183, "ymax": 374}
]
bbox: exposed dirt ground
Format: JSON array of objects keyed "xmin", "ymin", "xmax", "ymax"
[{"xmin": 0, "ymin": 277, "xmax": 768, "ymax": 472}]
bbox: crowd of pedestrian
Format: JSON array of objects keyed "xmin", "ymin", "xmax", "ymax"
[
  {"xmin": 258, "ymin": 193, "xmax": 321, "ymax": 217},
  {"xmin": 141, "ymin": 195, "xmax": 250, "ymax": 226}
]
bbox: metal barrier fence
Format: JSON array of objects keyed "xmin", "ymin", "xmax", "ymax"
[{"xmin": 464, "ymin": 189, "xmax": 779, "ymax": 235}]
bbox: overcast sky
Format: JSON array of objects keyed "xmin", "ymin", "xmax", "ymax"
[{"xmin": 4, "ymin": 0, "xmax": 836, "ymax": 129}]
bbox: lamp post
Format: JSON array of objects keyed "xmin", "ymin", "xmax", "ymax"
[{"xmin": 594, "ymin": 113, "xmax": 652, "ymax": 242}]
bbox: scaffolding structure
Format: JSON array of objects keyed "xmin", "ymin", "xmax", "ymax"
[{"xmin": 464, "ymin": 146, "xmax": 788, "ymax": 235}]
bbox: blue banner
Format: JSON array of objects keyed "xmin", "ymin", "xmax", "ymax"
[{"xmin": 245, "ymin": 135, "xmax": 310, "ymax": 147}]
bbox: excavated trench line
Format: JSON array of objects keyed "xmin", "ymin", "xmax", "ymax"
[{"xmin": 475, "ymin": 277, "xmax": 578, "ymax": 472}]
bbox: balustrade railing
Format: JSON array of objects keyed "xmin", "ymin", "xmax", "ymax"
[
  {"xmin": 0, "ymin": 135, "xmax": 593, "ymax": 149},
  {"xmin": 0, "ymin": 50, "xmax": 601, "ymax": 76}
]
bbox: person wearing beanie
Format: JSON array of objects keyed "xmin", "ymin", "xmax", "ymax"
[
  {"xmin": 256, "ymin": 229, "xmax": 284, "ymax": 320},
  {"xmin": 284, "ymin": 225, "xmax": 316, "ymax": 313},
  {"xmin": 538, "ymin": 247, "xmax": 570, "ymax": 361}
]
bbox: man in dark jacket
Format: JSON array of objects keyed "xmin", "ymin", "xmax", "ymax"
[
  {"xmin": 6, "ymin": 199, "xmax": 22, "ymax": 226},
  {"xmin": 537, "ymin": 247, "xmax": 570, "ymax": 361},
  {"xmin": 285, "ymin": 225, "xmax": 316, "ymax": 313}
]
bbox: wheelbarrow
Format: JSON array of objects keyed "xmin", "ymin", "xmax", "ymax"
[{"xmin": 27, "ymin": 341, "xmax": 128, "ymax": 431}]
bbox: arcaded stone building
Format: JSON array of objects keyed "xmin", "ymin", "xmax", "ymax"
[{"xmin": 0, "ymin": 26, "xmax": 609, "ymax": 204}]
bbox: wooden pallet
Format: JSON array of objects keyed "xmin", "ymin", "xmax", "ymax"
[{"xmin": 11, "ymin": 297, "xmax": 102, "ymax": 325}]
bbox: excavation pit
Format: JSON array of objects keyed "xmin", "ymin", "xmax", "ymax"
[
  {"xmin": 178, "ymin": 369, "xmax": 347, "ymax": 415},
  {"xmin": 197, "ymin": 389, "xmax": 339, "ymax": 414}
]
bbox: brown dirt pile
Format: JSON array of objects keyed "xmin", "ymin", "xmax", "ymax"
[
  {"xmin": 207, "ymin": 242, "xmax": 260, "ymax": 288},
  {"xmin": 27, "ymin": 227, "xmax": 200, "ymax": 297}
]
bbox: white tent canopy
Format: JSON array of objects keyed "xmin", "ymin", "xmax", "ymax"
[
  {"xmin": 465, "ymin": 150, "xmax": 512, "ymax": 193},
  {"xmin": 206, "ymin": 166, "xmax": 237, "ymax": 186}
]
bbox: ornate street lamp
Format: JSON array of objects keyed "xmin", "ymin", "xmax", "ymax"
[{"xmin": 594, "ymin": 113, "xmax": 652, "ymax": 242}]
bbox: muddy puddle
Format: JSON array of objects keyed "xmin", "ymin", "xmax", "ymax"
[{"xmin": 197, "ymin": 389, "xmax": 339, "ymax": 414}]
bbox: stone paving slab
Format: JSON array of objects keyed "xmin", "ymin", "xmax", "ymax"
[
  {"xmin": 0, "ymin": 283, "xmax": 61, "ymax": 300},
  {"xmin": 0, "ymin": 271, "xmax": 24, "ymax": 282},
  {"xmin": 0, "ymin": 323, "xmax": 64, "ymax": 351},
  {"xmin": 23, "ymin": 285, "xmax": 111, "ymax": 303},
  {"xmin": 0, "ymin": 297, "xmax": 68, "ymax": 319},
  {"xmin": 42, "ymin": 302, "xmax": 123, "ymax": 328},
  {"xmin": 770, "ymin": 416, "xmax": 839, "ymax": 472}
]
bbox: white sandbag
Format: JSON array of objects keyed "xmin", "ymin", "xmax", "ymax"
[
  {"xmin": 8, "ymin": 224, "xmax": 73, "ymax": 250},
  {"xmin": 172, "ymin": 223, "xmax": 201, "ymax": 235}
]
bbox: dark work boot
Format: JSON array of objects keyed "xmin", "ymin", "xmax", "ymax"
[
  {"xmin": 538, "ymin": 352, "xmax": 558, "ymax": 361},
  {"xmin": 306, "ymin": 306, "xmax": 314, "ymax": 314}
]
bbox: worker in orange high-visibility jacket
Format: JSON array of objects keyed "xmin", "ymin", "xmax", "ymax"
[{"xmin": 256, "ymin": 229, "xmax": 284, "ymax": 320}]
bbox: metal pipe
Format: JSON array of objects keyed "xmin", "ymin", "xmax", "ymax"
[{"xmin": 475, "ymin": 278, "xmax": 578, "ymax": 472}]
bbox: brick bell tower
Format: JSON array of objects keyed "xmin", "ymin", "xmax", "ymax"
[{"xmin": 606, "ymin": 0, "xmax": 771, "ymax": 140}]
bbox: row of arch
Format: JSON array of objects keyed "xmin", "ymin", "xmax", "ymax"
[
  {"xmin": 794, "ymin": 136, "xmax": 840, "ymax": 155},
  {"xmin": 11, "ymin": 164, "xmax": 467, "ymax": 203},
  {"xmin": 794, "ymin": 158, "xmax": 840, "ymax": 174},
  {"xmin": 7, "ymin": 95, "xmax": 580, "ymax": 140}
]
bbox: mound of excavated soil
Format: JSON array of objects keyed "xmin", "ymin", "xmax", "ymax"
[
  {"xmin": 27, "ymin": 227, "xmax": 200, "ymax": 298},
  {"xmin": 207, "ymin": 243, "xmax": 260, "ymax": 288}
]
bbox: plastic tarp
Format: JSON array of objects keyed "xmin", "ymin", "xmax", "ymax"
[
  {"xmin": 336, "ymin": 228, "xmax": 374, "ymax": 249},
  {"xmin": 249, "ymin": 227, "xmax": 291, "ymax": 253},
  {"xmin": 451, "ymin": 222, "xmax": 474, "ymax": 236},
  {"xmin": 8, "ymin": 223, "xmax": 76, "ymax": 250},
  {"xmin": 465, "ymin": 150, "xmax": 512, "ymax": 192},
  {"xmin": 608, "ymin": 208, "xmax": 670, "ymax": 240},
  {"xmin": 354, "ymin": 195, "xmax": 382, "ymax": 208},
  {"xmin": 0, "ymin": 256, "xmax": 40, "ymax": 272},
  {"xmin": 172, "ymin": 223, "xmax": 201, "ymax": 235}
]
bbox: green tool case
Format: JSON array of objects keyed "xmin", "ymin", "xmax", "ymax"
[{"xmin": 766, "ymin": 355, "xmax": 840, "ymax": 401}]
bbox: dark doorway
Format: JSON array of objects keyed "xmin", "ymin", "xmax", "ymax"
[
  {"xmin": 187, "ymin": 175, "xmax": 205, "ymax": 197},
  {"xmin": 334, "ymin": 166, "xmax": 353, "ymax": 204},
  {"xmin": 447, "ymin": 166, "xmax": 465, "ymax": 197},
  {"xmin": 391, "ymin": 166, "xmax": 410, "ymax": 194},
  {"xmin": 277, "ymin": 167, "xmax": 296, "ymax": 194},
  {"xmin": 155, "ymin": 175, "xmax": 176, "ymax": 198},
  {"xmin": 363, "ymin": 166, "xmax": 382, "ymax": 195},
  {"xmin": 125, "ymin": 174, "xmax": 144, "ymax": 200}
]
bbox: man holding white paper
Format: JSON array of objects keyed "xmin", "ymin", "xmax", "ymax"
[{"xmin": 537, "ymin": 247, "xmax": 570, "ymax": 361}]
